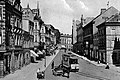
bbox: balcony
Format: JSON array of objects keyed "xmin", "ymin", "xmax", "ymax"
[{"xmin": 13, "ymin": 26, "xmax": 23, "ymax": 34}]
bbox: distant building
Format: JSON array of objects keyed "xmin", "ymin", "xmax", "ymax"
[
  {"xmin": 32, "ymin": 2, "xmax": 43, "ymax": 49},
  {"xmin": 83, "ymin": 18, "xmax": 93, "ymax": 59},
  {"xmin": 60, "ymin": 34, "xmax": 72, "ymax": 51},
  {"xmin": 72, "ymin": 19, "xmax": 80, "ymax": 45},
  {"xmin": 40, "ymin": 24, "xmax": 57, "ymax": 50},
  {"xmin": 75, "ymin": 15, "xmax": 85, "ymax": 55}
]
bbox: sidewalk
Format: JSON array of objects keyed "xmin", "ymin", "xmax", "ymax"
[
  {"xmin": 0, "ymin": 50, "xmax": 59, "ymax": 80},
  {"xmin": 71, "ymin": 52, "xmax": 120, "ymax": 73}
]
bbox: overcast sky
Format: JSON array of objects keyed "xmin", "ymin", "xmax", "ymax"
[{"xmin": 21, "ymin": 0, "xmax": 120, "ymax": 34}]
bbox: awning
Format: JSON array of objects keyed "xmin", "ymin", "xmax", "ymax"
[
  {"xmin": 30, "ymin": 50, "xmax": 39, "ymax": 57},
  {"xmin": 37, "ymin": 50, "xmax": 43, "ymax": 54}
]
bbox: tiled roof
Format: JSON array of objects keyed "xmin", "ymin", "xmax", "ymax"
[
  {"xmin": 93, "ymin": 6, "xmax": 119, "ymax": 27},
  {"xmin": 83, "ymin": 6, "xmax": 119, "ymax": 28}
]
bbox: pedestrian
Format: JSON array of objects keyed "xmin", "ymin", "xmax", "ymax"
[
  {"xmin": 97, "ymin": 60, "xmax": 100, "ymax": 64},
  {"xmin": 105, "ymin": 63, "xmax": 109, "ymax": 69},
  {"xmin": 51, "ymin": 61, "xmax": 54, "ymax": 69},
  {"xmin": 42, "ymin": 49, "xmax": 46, "ymax": 58}
]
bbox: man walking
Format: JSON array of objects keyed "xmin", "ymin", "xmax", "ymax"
[{"xmin": 51, "ymin": 61, "xmax": 54, "ymax": 69}]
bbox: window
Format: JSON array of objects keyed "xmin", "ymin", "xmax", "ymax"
[
  {"xmin": 0, "ymin": 6, "xmax": 2, "ymax": 20},
  {"xmin": 35, "ymin": 35, "xmax": 37, "ymax": 42},
  {"xmin": 42, "ymin": 38, "xmax": 44, "ymax": 42},
  {"xmin": 42, "ymin": 28, "xmax": 44, "ymax": 33},
  {"xmin": 35, "ymin": 23, "xmax": 37, "ymax": 29}
]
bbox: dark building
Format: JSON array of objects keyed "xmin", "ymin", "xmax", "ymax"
[
  {"xmin": 83, "ymin": 21, "xmax": 93, "ymax": 59},
  {"xmin": 0, "ymin": 0, "xmax": 24, "ymax": 77}
]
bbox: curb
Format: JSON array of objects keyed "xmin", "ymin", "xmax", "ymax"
[
  {"xmin": 71, "ymin": 52, "xmax": 106, "ymax": 67},
  {"xmin": 43, "ymin": 50, "xmax": 60, "ymax": 71},
  {"xmin": 71, "ymin": 52, "xmax": 120, "ymax": 74}
]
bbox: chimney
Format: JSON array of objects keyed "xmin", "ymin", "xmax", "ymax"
[{"xmin": 100, "ymin": 8, "xmax": 106, "ymax": 14}]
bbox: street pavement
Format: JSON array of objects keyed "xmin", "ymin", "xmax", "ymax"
[
  {"xmin": 1, "ymin": 49, "xmax": 120, "ymax": 80},
  {"xmin": 45, "ymin": 50, "xmax": 120, "ymax": 80},
  {"xmin": 0, "ymin": 50, "xmax": 59, "ymax": 80},
  {"xmin": 45, "ymin": 50, "xmax": 98, "ymax": 80},
  {"xmin": 72, "ymin": 52, "xmax": 120, "ymax": 80}
]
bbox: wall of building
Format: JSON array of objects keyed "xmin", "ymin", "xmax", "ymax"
[
  {"xmin": 106, "ymin": 25, "xmax": 120, "ymax": 64},
  {"xmin": 22, "ymin": 20, "xmax": 29, "ymax": 31}
]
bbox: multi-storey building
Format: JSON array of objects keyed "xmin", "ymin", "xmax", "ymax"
[
  {"xmin": 75, "ymin": 15, "xmax": 84, "ymax": 55},
  {"xmin": 72, "ymin": 19, "xmax": 81, "ymax": 53},
  {"xmin": 97, "ymin": 11, "xmax": 120, "ymax": 65},
  {"xmin": 50, "ymin": 25, "xmax": 56, "ymax": 45},
  {"xmin": 93, "ymin": 6, "xmax": 119, "ymax": 64},
  {"xmin": 72, "ymin": 20, "xmax": 80, "ymax": 45},
  {"xmin": 83, "ymin": 21, "xmax": 93, "ymax": 59},
  {"xmin": 22, "ymin": 4, "xmax": 36, "ymax": 63},
  {"xmin": 32, "ymin": 3, "xmax": 43, "ymax": 49},
  {"xmin": 40, "ymin": 24, "xmax": 57, "ymax": 51},
  {"xmin": 0, "ymin": 0, "xmax": 24, "ymax": 77},
  {"xmin": 78, "ymin": 6, "xmax": 120, "ymax": 65},
  {"xmin": 60, "ymin": 34, "xmax": 72, "ymax": 51}
]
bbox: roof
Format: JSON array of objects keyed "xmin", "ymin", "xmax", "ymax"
[
  {"xmin": 93, "ymin": 6, "xmax": 119, "ymax": 27},
  {"xmin": 83, "ymin": 6, "xmax": 119, "ymax": 28}
]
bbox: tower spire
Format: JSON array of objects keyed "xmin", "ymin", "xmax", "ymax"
[
  {"xmin": 27, "ymin": 3, "xmax": 29, "ymax": 8},
  {"xmin": 81, "ymin": 14, "xmax": 84, "ymax": 26},
  {"xmin": 37, "ymin": 1, "xmax": 39, "ymax": 9},
  {"xmin": 37, "ymin": 1, "xmax": 40, "ymax": 16}
]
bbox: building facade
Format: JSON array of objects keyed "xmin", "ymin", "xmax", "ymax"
[
  {"xmin": 94, "ymin": 6, "xmax": 119, "ymax": 64},
  {"xmin": 22, "ymin": 4, "xmax": 35, "ymax": 65},
  {"xmin": 60, "ymin": 34, "xmax": 72, "ymax": 51},
  {"xmin": 40, "ymin": 24, "xmax": 57, "ymax": 52},
  {"xmin": 97, "ymin": 12, "xmax": 120, "ymax": 65},
  {"xmin": 72, "ymin": 20, "xmax": 80, "ymax": 45},
  {"xmin": 0, "ymin": 0, "xmax": 24, "ymax": 77},
  {"xmin": 76, "ymin": 6, "xmax": 120, "ymax": 65},
  {"xmin": 83, "ymin": 21, "xmax": 93, "ymax": 59},
  {"xmin": 32, "ymin": 3, "xmax": 44, "ymax": 49}
]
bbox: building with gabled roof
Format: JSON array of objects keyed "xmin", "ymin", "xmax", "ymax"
[
  {"xmin": 96, "ymin": 11, "xmax": 120, "ymax": 65},
  {"xmin": 80, "ymin": 6, "xmax": 120, "ymax": 65}
]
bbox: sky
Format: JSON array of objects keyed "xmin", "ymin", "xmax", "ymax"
[{"xmin": 21, "ymin": 0, "xmax": 120, "ymax": 34}]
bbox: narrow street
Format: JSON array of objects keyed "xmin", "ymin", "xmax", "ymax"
[
  {"xmin": 45, "ymin": 50, "xmax": 98, "ymax": 80},
  {"xmin": 1, "ymin": 49, "xmax": 120, "ymax": 80},
  {"xmin": 44, "ymin": 50, "xmax": 120, "ymax": 80}
]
